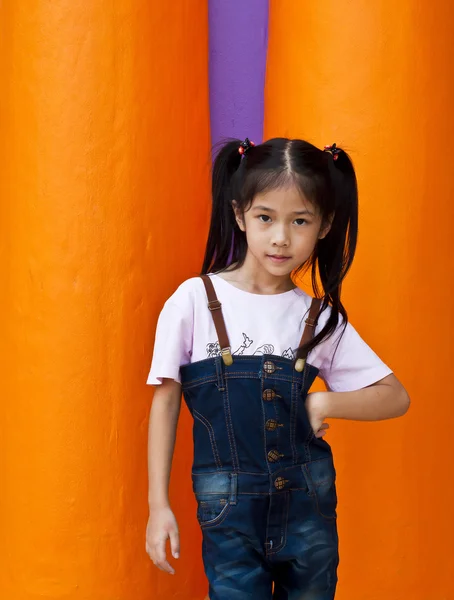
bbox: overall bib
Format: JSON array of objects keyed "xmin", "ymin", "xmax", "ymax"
[{"xmin": 180, "ymin": 276, "xmax": 339, "ymax": 600}]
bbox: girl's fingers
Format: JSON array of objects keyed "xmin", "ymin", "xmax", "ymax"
[
  {"xmin": 153, "ymin": 537, "xmax": 175, "ymax": 575},
  {"xmin": 314, "ymin": 423, "xmax": 330, "ymax": 438},
  {"xmin": 169, "ymin": 529, "xmax": 180, "ymax": 559}
]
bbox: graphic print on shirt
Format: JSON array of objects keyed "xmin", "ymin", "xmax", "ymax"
[
  {"xmin": 206, "ymin": 341, "xmax": 222, "ymax": 358},
  {"xmin": 253, "ymin": 343, "xmax": 275, "ymax": 355},
  {"xmin": 206, "ymin": 335, "xmax": 294, "ymax": 359},
  {"xmin": 235, "ymin": 333, "xmax": 253, "ymax": 355},
  {"xmin": 206, "ymin": 333, "xmax": 253, "ymax": 358}
]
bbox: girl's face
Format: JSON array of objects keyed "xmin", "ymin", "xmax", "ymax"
[{"xmin": 233, "ymin": 184, "xmax": 331, "ymax": 278}]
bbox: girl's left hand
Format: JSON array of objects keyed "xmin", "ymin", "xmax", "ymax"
[{"xmin": 305, "ymin": 392, "xmax": 330, "ymax": 438}]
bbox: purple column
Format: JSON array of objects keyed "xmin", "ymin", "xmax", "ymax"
[{"xmin": 208, "ymin": 0, "xmax": 269, "ymax": 148}]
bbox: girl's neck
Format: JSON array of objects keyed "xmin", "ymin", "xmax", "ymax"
[{"xmin": 217, "ymin": 254, "xmax": 296, "ymax": 295}]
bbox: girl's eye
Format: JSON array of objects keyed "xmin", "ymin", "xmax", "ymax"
[
  {"xmin": 258, "ymin": 215, "xmax": 271, "ymax": 223},
  {"xmin": 294, "ymin": 218, "xmax": 307, "ymax": 226}
]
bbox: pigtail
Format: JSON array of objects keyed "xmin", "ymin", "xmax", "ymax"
[
  {"xmin": 300, "ymin": 146, "xmax": 359, "ymax": 356},
  {"xmin": 201, "ymin": 139, "xmax": 246, "ymax": 274}
]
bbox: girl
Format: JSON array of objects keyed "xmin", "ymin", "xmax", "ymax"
[{"xmin": 145, "ymin": 137, "xmax": 410, "ymax": 599}]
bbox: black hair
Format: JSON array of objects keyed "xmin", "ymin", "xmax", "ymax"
[{"xmin": 201, "ymin": 137, "xmax": 358, "ymax": 356}]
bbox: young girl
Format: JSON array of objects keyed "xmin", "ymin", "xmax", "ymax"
[{"xmin": 145, "ymin": 137, "xmax": 410, "ymax": 599}]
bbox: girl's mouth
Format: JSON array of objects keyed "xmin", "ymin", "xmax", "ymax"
[{"xmin": 267, "ymin": 255, "xmax": 292, "ymax": 264}]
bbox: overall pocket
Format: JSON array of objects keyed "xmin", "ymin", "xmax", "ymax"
[
  {"xmin": 302, "ymin": 456, "xmax": 338, "ymax": 521},
  {"xmin": 192, "ymin": 471, "xmax": 237, "ymax": 528}
]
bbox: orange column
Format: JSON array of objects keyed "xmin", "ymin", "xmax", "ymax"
[
  {"xmin": 0, "ymin": 1, "xmax": 210, "ymax": 599},
  {"xmin": 266, "ymin": 2, "xmax": 454, "ymax": 599}
]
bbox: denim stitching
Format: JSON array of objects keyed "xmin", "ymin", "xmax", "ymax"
[
  {"xmin": 301, "ymin": 368, "xmax": 314, "ymax": 463},
  {"xmin": 192, "ymin": 408, "xmax": 223, "ymax": 471},
  {"xmin": 229, "ymin": 472, "xmax": 238, "ymax": 505},
  {"xmin": 224, "ymin": 383, "xmax": 240, "ymax": 471},
  {"xmin": 199, "ymin": 500, "xmax": 232, "ymax": 529},
  {"xmin": 192, "ymin": 463, "xmax": 320, "ymax": 476},
  {"xmin": 186, "ymin": 375, "xmax": 217, "ymax": 384},
  {"xmin": 237, "ymin": 491, "xmax": 272, "ymax": 496},
  {"xmin": 304, "ymin": 438, "xmax": 311, "ymax": 467},
  {"xmin": 182, "ymin": 373, "xmax": 260, "ymax": 389},
  {"xmin": 195, "ymin": 491, "xmax": 230, "ymax": 496},
  {"xmin": 314, "ymin": 477, "xmax": 335, "ymax": 487},
  {"xmin": 264, "ymin": 492, "xmax": 272, "ymax": 555},
  {"xmin": 182, "ymin": 376, "xmax": 218, "ymax": 389},
  {"xmin": 290, "ymin": 380, "xmax": 298, "ymax": 465},
  {"xmin": 312, "ymin": 486, "xmax": 337, "ymax": 522},
  {"xmin": 261, "ymin": 374, "xmax": 294, "ymax": 383},
  {"xmin": 226, "ymin": 371, "xmax": 261, "ymax": 376},
  {"xmin": 268, "ymin": 491, "xmax": 289, "ymax": 555},
  {"xmin": 305, "ymin": 457, "xmax": 334, "ymax": 465},
  {"xmin": 183, "ymin": 370, "xmax": 309, "ymax": 388},
  {"xmin": 215, "ymin": 356, "xmax": 226, "ymax": 392}
]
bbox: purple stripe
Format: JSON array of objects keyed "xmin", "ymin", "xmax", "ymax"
[{"xmin": 208, "ymin": 0, "xmax": 269, "ymax": 148}]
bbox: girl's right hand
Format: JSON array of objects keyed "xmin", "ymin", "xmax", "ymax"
[{"xmin": 146, "ymin": 506, "xmax": 180, "ymax": 575}]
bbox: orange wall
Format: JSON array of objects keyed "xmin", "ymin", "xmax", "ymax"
[
  {"xmin": 265, "ymin": 1, "xmax": 454, "ymax": 598},
  {"xmin": 2, "ymin": 1, "xmax": 454, "ymax": 599},
  {"xmin": 0, "ymin": 1, "xmax": 210, "ymax": 598}
]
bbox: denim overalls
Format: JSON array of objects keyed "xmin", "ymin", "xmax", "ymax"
[{"xmin": 180, "ymin": 276, "xmax": 339, "ymax": 600}]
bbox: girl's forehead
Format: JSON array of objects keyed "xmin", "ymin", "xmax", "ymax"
[{"xmin": 251, "ymin": 185, "xmax": 315, "ymax": 213}]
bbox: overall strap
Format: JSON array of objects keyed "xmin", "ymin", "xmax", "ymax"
[
  {"xmin": 200, "ymin": 275, "xmax": 233, "ymax": 366},
  {"xmin": 294, "ymin": 297, "xmax": 322, "ymax": 372}
]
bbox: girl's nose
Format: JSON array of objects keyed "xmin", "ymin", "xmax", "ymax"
[{"xmin": 271, "ymin": 227, "xmax": 290, "ymax": 247}]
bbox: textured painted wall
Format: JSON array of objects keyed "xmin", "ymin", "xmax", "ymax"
[
  {"xmin": 2, "ymin": 0, "xmax": 452, "ymax": 598},
  {"xmin": 265, "ymin": 2, "xmax": 454, "ymax": 598},
  {"xmin": 0, "ymin": 1, "xmax": 210, "ymax": 598},
  {"xmin": 208, "ymin": 0, "xmax": 269, "ymax": 146}
]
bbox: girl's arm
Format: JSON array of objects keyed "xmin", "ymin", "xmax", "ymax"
[
  {"xmin": 148, "ymin": 378, "xmax": 182, "ymax": 507},
  {"xmin": 146, "ymin": 378, "xmax": 182, "ymax": 575},
  {"xmin": 307, "ymin": 374, "xmax": 410, "ymax": 427}
]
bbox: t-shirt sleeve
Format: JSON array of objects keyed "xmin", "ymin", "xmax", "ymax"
[
  {"xmin": 316, "ymin": 318, "xmax": 393, "ymax": 393},
  {"xmin": 146, "ymin": 298, "xmax": 193, "ymax": 386}
]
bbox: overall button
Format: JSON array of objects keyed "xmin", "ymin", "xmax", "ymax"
[
  {"xmin": 267, "ymin": 449, "xmax": 284, "ymax": 463},
  {"xmin": 265, "ymin": 419, "xmax": 281, "ymax": 431},
  {"xmin": 263, "ymin": 361, "xmax": 276, "ymax": 374},
  {"xmin": 274, "ymin": 476, "xmax": 289, "ymax": 490},
  {"xmin": 262, "ymin": 389, "xmax": 276, "ymax": 402}
]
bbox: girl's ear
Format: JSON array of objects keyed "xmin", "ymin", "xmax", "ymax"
[
  {"xmin": 232, "ymin": 200, "xmax": 246, "ymax": 232},
  {"xmin": 319, "ymin": 213, "xmax": 334, "ymax": 240}
]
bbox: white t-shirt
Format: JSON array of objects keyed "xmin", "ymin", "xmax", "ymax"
[{"xmin": 147, "ymin": 274, "xmax": 392, "ymax": 392}]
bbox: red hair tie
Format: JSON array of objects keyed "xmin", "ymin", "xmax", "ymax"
[
  {"xmin": 238, "ymin": 138, "xmax": 255, "ymax": 156},
  {"xmin": 324, "ymin": 143, "xmax": 341, "ymax": 161}
]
